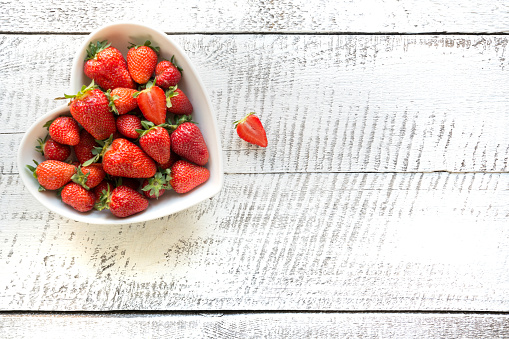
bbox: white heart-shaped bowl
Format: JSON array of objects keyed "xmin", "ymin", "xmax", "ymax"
[{"xmin": 18, "ymin": 23, "xmax": 223, "ymax": 224}]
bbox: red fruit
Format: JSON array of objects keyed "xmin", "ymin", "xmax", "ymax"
[
  {"xmin": 138, "ymin": 122, "xmax": 171, "ymax": 164},
  {"xmin": 234, "ymin": 112, "xmax": 268, "ymax": 147},
  {"xmin": 155, "ymin": 57, "xmax": 182, "ymax": 89},
  {"xmin": 141, "ymin": 170, "xmax": 171, "ymax": 199},
  {"xmin": 102, "ymin": 138, "xmax": 157, "ymax": 178},
  {"xmin": 166, "ymin": 86, "xmax": 193, "ymax": 115},
  {"xmin": 169, "ymin": 160, "xmax": 210, "ymax": 194},
  {"xmin": 159, "ymin": 151, "xmax": 180, "ymax": 170},
  {"xmin": 93, "ymin": 179, "xmax": 113, "ymax": 201},
  {"xmin": 135, "ymin": 82, "xmax": 167, "ymax": 125},
  {"xmin": 74, "ymin": 130, "xmax": 99, "ymax": 164},
  {"xmin": 116, "ymin": 114, "xmax": 142, "ymax": 139},
  {"xmin": 46, "ymin": 117, "xmax": 80, "ymax": 146},
  {"xmin": 84, "ymin": 40, "xmax": 135, "ymax": 90},
  {"xmin": 72, "ymin": 163, "xmax": 106, "ymax": 190},
  {"xmin": 36, "ymin": 136, "xmax": 71, "ymax": 161},
  {"xmin": 27, "ymin": 160, "xmax": 76, "ymax": 191},
  {"xmin": 96, "ymin": 186, "xmax": 149, "ymax": 218},
  {"xmin": 66, "ymin": 82, "xmax": 117, "ymax": 140},
  {"xmin": 108, "ymin": 88, "xmax": 138, "ymax": 115},
  {"xmin": 61, "ymin": 182, "xmax": 96, "ymax": 212},
  {"xmin": 170, "ymin": 118, "xmax": 209, "ymax": 166},
  {"xmin": 127, "ymin": 40, "xmax": 159, "ymax": 84}
]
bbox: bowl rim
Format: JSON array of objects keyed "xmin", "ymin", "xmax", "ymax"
[{"xmin": 18, "ymin": 22, "xmax": 224, "ymax": 225}]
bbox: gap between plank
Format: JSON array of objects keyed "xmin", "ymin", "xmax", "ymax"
[
  {"xmin": 0, "ymin": 31, "xmax": 508, "ymax": 36},
  {"xmin": 1, "ymin": 310, "xmax": 509, "ymax": 317}
]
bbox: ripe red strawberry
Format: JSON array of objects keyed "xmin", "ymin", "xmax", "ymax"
[
  {"xmin": 27, "ymin": 160, "xmax": 76, "ymax": 191},
  {"xmin": 45, "ymin": 117, "xmax": 80, "ymax": 146},
  {"xmin": 36, "ymin": 136, "xmax": 71, "ymax": 161},
  {"xmin": 158, "ymin": 150, "xmax": 180, "ymax": 170},
  {"xmin": 166, "ymin": 85, "xmax": 193, "ymax": 115},
  {"xmin": 72, "ymin": 163, "xmax": 106, "ymax": 190},
  {"xmin": 234, "ymin": 112, "xmax": 268, "ymax": 147},
  {"xmin": 107, "ymin": 88, "xmax": 138, "ymax": 115},
  {"xmin": 116, "ymin": 114, "xmax": 142, "ymax": 139},
  {"xmin": 141, "ymin": 170, "xmax": 171, "ymax": 199},
  {"xmin": 170, "ymin": 116, "xmax": 209, "ymax": 166},
  {"xmin": 74, "ymin": 130, "xmax": 99, "ymax": 164},
  {"xmin": 93, "ymin": 179, "xmax": 113, "ymax": 201},
  {"xmin": 169, "ymin": 160, "xmax": 210, "ymax": 194},
  {"xmin": 84, "ymin": 40, "xmax": 135, "ymax": 90},
  {"xmin": 127, "ymin": 40, "xmax": 159, "ymax": 84},
  {"xmin": 61, "ymin": 182, "xmax": 96, "ymax": 212},
  {"xmin": 137, "ymin": 121, "xmax": 171, "ymax": 164},
  {"xmin": 155, "ymin": 57, "xmax": 182, "ymax": 89},
  {"xmin": 102, "ymin": 138, "xmax": 157, "ymax": 178},
  {"xmin": 96, "ymin": 185, "xmax": 149, "ymax": 218},
  {"xmin": 64, "ymin": 82, "xmax": 117, "ymax": 140},
  {"xmin": 134, "ymin": 81, "xmax": 167, "ymax": 125}
]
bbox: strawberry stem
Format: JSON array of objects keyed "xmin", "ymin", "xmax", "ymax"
[{"xmin": 85, "ymin": 40, "xmax": 111, "ymax": 61}]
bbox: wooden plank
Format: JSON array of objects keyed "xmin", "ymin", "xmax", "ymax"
[
  {"xmin": 1, "ymin": 1, "xmax": 509, "ymax": 33},
  {"xmin": 1, "ymin": 312, "xmax": 509, "ymax": 338},
  {"xmin": 2, "ymin": 35, "xmax": 508, "ymax": 173},
  {"xmin": 1, "ymin": 172, "xmax": 509, "ymax": 311}
]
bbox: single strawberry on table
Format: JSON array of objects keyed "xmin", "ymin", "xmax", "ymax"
[
  {"xmin": 127, "ymin": 40, "xmax": 159, "ymax": 85},
  {"xmin": 116, "ymin": 114, "xmax": 142, "ymax": 139},
  {"xmin": 45, "ymin": 116, "xmax": 80, "ymax": 146},
  {"xmin": 169, "ymin": 160, "xmax": 210, "ymax": 194},
  {"xmin": 60, "ymin": 81, "xmax": 117, "ymax": 140},
  {"xmin": 26, "ymin": 160, "xmax": 77, "ymax": 191},
  {"xmin": 234, "ymin": 112, "xmax": 268, "ymax": 147},
  {"xmin": 134, "ymin": 80, "xmax": 167, "ymax": 125},
  {"xmin": 107, "ymin": 88, "xmax": 138, "ymax": 115},
  {"xmin": 36, "ymin": 136, "xmax": 71, "ymax": 161},
  {"xmin": 155, "ymin": 56, "xmax": 182, "ymax": 89},
  {"xmin": 96, "ymin": 185, "xmax": 149, "ymax": 218},
  {"xmin": 84, "ymin": 40, "xmax": 135, "ymax": 90},
  {"xmin": 136, "ymin": 120, "xmax": 172, "ymax": 164},
  {"xmin": 61, "ymin": 182, "xmax": 96, "ymax": 212},
  {"xmin": 169, "ymin": 115, "xmax": 209, "ymax": 166},
  {"xmin": 166, "ymin": 85, "xmax": 193, "ymax": 115}
]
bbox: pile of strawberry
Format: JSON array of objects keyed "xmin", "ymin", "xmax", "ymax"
[{"xmin": 27, "ymin": 40, "xmax": 210, "ymax": 218}]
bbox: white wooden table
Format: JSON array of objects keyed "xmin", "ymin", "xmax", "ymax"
[{"xmin": 1, "ymin": 1, "xmax": 509, "ymax": 337}]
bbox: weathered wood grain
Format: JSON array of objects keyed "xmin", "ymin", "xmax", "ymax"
[
  {"xmin": 1, "ymin": 312, "xmax": 509, "ymax": 338},
  {"xmin": 1, "ymin": 0, "xmax": 509, "ymax": 33},
  {"xmin": 1, "ymin": 172, "xmax": 509, "ymax": 311},
  {"xmin": 1, "ymin": 35, "xmax": 508, "ymax": 173}
]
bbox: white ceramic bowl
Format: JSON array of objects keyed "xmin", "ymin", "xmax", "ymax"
[{"xmin": 18, "ymin": 23, "xmax": 223, "ymax": 224}]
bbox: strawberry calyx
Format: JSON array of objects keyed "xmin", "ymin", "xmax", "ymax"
[
  {"xmin": 127, "ymin": 40, "xmax": 160, "ymax": 54},
  {"xmin": 82, "ymin": 134, "xmax": 114, "ymax": 167},
  {"xmin": 132, "ymin": 79, "xmax": 156, "ymax": 98},
  {"xmin": 165, "ymin": 114, "xmax": 195, "ymax": 131},
  {"xmin": 141, "ymin": 169, "xmax": 172, "ymax": 198},
  {"xmin": 165, "ymin": 85, "xmax": 180, "ymax": 108},
  {"xmin": 55, "ymin": 80, "xmax": 98, "ymax": 102},
  {"xmin": 233, "ymin": 112, "xmax": 256, "ymax": 128},
  {"xmin": 26, "ymin": 160, "xmax": 46, "ymax": 191},
  {"xmin": 94, "ymin": 184, "xmax": 112, "ymax": 211},
  {"xmin": 36, "ymin": 135, "xmax": 49, "ymax": 155},
  {"xmin": 43, "ymin": 119, "xmax": 55, "ymax": 130},
  {"xmin": 85, "ymin": 40, "xmax": 112, "ymax": 61},
  {"xmin": 71, "ymin": 166, "xmax": 91, "ymax": 190},
  {"xmin": 105, "ymin": 89, "xmax": 121, "ymax": 114}
]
